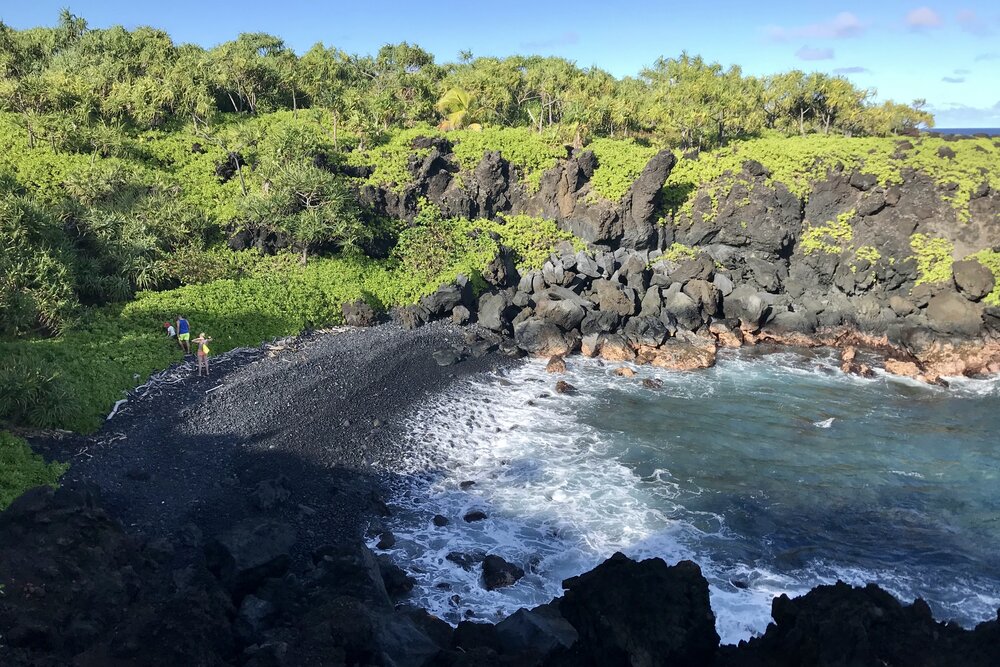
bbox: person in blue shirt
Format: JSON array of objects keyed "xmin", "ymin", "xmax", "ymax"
[{"xmin": 176, "ymin": 315, "xmax": 191, "ymax": 354}]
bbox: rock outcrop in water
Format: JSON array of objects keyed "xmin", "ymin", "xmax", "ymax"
[
  {"xmin": 371, "ymin": 137, "xmax": 1000, "ymax": 382},
  {"xmin": 3, "ymin": 487, "xmax": 998, "ymax": 666}
]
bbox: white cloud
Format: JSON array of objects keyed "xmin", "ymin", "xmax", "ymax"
[
  {"xmin": 796, "ymin": 46, "xmax": 835, "ymax": 61},
  {"xmin": 974, "ymin": 52, "xmax": 1000, "ymax": 61},
  {"xmin": 906, "ymin": 7, "xmax": 944, "ymax": 29},
  {"xmin": 942, "ymin": 76, "xmax": 966, "ymax": 83},
  {"xmin": 957, "ymin": 9, "xmax": 994, "ymax": 35},
  {"xmin": 766, "ymin": 12, "xmax": 865, "ymax": 41},
  {"xmin": 833, "ymin": 66, "xmax": 871, "ymax": 74},
  {"xmin": 928, "ymin": 100, "xmax": 1000, "ymax": 127}
]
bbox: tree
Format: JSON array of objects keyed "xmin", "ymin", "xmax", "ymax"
[
  {"xmin": 435, "ymin": 87, "xmax": 481, "ymax": 130},
  {"xmin": 242, "ymin": 163, "xmax": 368, "ymax": 263}
]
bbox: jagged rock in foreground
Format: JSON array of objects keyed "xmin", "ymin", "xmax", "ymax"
[{"xmin": 2, "ymin": 488, "xmax": 998, "ymax": 666}]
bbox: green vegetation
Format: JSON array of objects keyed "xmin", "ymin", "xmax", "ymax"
[
  {"xmin": 855, "ymin": 245, "xmax": 882, "ymax": 264},
  {"xmin": 662, "ymin": 243, "xmax": 700, "ymax": 262},
  {"xmin": 0, "ymin": 432, "xmax": 67, "ymax": 509},
  {"xmin": 587, "ymin": 138, "xmax": 659, "ymax": 202},
  {"xmin": 968, "ymin": 250, "xmax": 1000, "ymax": 306},
  {"xmin": 800, "ymin": 210, "xmax": 856, "ymax": 255},
  {"xmin": 1, "ymin": 204, "xmax": 572, "ymax": 433},
  {"xmin": 910, "ymin": 233, "xmax": 955, "ymax": 285},
  {"xmin": 664, "ymin": 134, "xmax": 999, "ymax": 222}
]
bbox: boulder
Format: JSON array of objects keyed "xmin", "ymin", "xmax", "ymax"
[
  {"xmin": 926, "ymin": 291, "xmax": 984, "ymax": 336},
  {"xmin": 514, "ymin": 319, "xmax": 574, "ymax": 356},
  {"xmin": 662, "ymin": 288, "xmax": 703, "ymax": 331},
  {"xmin": 953, "ymin": 259, "xmax": 995, "ymax": 302},
  {"xmin": 420, "ymin": 284, "xmax": 463, "ymax": 318},
  {"xmin": 597, "ymin": 334, "xmax": 637, "ymax": 362},
  {"xmin": 557, "ymin": 553, "xmax": 719, "ymax": 667},
  {"xmin": 536, "ymin": 297, "xmax": 587, "ymax": 331},
  {"xmin": 451, "ymin": 305, "xmax": 472, "ymax": 325},
  {"xmin": 614, "ymin": 366, "xmax": 637, "ymax": 377},
  {"xmin": 732, "ymin": 581, "xmax": 984, "ymax": 667},
  {"xmin": 723, "ymin": 287, "xmax": 771, "ymax": 331},
  {"xmin": 636, "ymin": 333, "xmax": 717, "ymax": 371},
  {"xmin": 478, "ymin": 291, "xmax": 519, "ymax": 332},
  {"xmin": 482, "ymin": 555, "xmax": 525, "ymax": 591},
  {"xmin": 205, "ymin": 520, "xmax": 296, "ymax": 598},
  {"xmin": 494, "ymin": 602, "xmax": 578, "ymax": 657},
  {"xmin": 591, "ymin": 279, "xmax": 638, "ymax": 317},
  {"xmin": 484, "ymin": 246, "xmax": 521, "ymax": 289},
  {"xmin": 623, "ymin": 315, "xmax": 671, "ymax": 348},
  {"xmin": 392, "ymin": 304, "xmax": 430, "ymax": 330},
  {"xmin": 546, "ymin": 355, "xmax": 567, "ymax": 373},
  {"xmin": 555, "ymin": 380, "xmax": 577, "ymax": 394},
  {"xmin": 682, "ymin": 279, "xmax": 721, "ymax": 318},
  {"xmin": 580, "ymin": 309, "xmax": 623, "ymax": 335},
  {"xmin": 342, "ymin": 299, "xmax": 379, "ymax": 327}
]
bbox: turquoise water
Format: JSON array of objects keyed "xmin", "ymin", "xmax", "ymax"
[{"xmin": 379, "ymin": 348, "xmax": 1000, "ymax": 643}]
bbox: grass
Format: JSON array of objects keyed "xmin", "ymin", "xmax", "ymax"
[{"xmin": 0, "ymin": 210, "xmax": 573, "ymax": 433}]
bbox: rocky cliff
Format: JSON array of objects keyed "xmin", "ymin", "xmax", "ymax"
[
  {"xmin": 364, "ymin": 136, "xmax": 1000, "ymax": 382},
  {"xmin": 2, "ymin": 487, "xmax": 997, "ymax": 666}
]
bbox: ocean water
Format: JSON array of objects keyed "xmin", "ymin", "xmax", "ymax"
[
  {"xmin": 928, "ymin": 128, "xmax": 1000, "ymax": 137},
  {"xmin": 375, "ymin": 348, "xmax": 1000, "ymax": 644}
]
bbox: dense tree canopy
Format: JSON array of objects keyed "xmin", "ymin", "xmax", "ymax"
[{"xmin": 0, "ymin": 12, "xmax": 932, "ymax": 149}]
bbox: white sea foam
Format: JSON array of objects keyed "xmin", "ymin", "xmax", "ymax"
[{"xmin": 374, "ymin": 350, "xmax": 1000, "ymax": 645}]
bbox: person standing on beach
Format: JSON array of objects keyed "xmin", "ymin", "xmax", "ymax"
[
  {"xmin": 194, "ymin": 332, "xmax": 212, "ymax": 376},
  {"xmin": 176, "ymin": 315, "xmax": 191, "ymax": 354}
]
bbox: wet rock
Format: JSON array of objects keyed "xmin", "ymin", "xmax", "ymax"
[
  {"xmin": 642, "ymin": 378, "xmax": 664, "ymax": 389},
  {"xmin": 546, "ymin": 355, "xmax": 567, "ymax": 373},
  {"xmin": 446, "ymin": 550, "xmax": 487, "ymax": 571},
  {"xmin": 482, "ymin": 555, "xmax": 525, "ymax": 591},
  {"xmin": 377, "ymin": 554, "xmax": 415, "ymax": 598},
  {"xmin": 614, "ymin": 367, "xmax": 637, "ymax": 377},
  {"xmin": 463, "ymin": 510, "xmax": 488, "ymax": 523},
  {"xmin": 636, "ymin": 333, "xmax": 717, "ymax": 371},
  {"xmin": 376, "ymin": 531, "xmax": 396, "ymax": 550},
  {"xmin": 433, "ymin": 514, "xmax": 450, "ymax": 527},
  {"xmin": 459, "ymin": 480, "xmax": 476, "ymax": 490},
  {"xmin": 555, "ymin": 380, "xmax": 577, "ymax": 394},
  {"xmin": 514, "ymin": 319, "xmax": 573, "ymax": 357}
]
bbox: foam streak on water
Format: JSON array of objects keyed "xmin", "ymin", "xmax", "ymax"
[{"xmin": 375, "ymin": 349, "xmax": 1000, "ymax": 644}]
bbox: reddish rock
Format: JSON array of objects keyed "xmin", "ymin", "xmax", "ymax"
[
  {"xmin": 614, "ymin": 367, "xmax": 637, "ymax": 378},
  {"xmin": 546, "ymin": 355, "xmax": 567, "ymax": 373}
]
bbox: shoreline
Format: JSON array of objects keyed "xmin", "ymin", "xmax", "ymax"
[
  {"xmin": 4, "ymin": 322, "xmax": 1000, "ymax": 665},
  {"xmin": 28, "ymin": 322, "xmax": 517, "ymax": 552}
]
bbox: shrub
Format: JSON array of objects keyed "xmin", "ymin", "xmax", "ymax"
[
  {"xmin": 910, "ymin": 234, "xmax": 954, "ymax": 285},
  {"xmin": 0, "ymin": 432, "xmax": 68, "ymax": 509}
]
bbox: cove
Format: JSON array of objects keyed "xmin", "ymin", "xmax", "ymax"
[{"xmin": 378, "ymin": 347, "xmax": 1000, "ymax": 644}]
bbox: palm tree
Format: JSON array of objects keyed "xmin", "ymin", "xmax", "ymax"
[{"xmin": 435, "ymin": 87, "xmax": 482, "ymax": 131}]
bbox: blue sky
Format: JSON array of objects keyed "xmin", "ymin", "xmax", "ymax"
[{"xmin": 2, "ymin": 1, "xmax": 999, "ymax": 127}]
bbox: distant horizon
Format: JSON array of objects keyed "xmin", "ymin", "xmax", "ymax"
[{"xmin": 2, "ymin": 2, "xmax": 999, "ymax": 128}]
